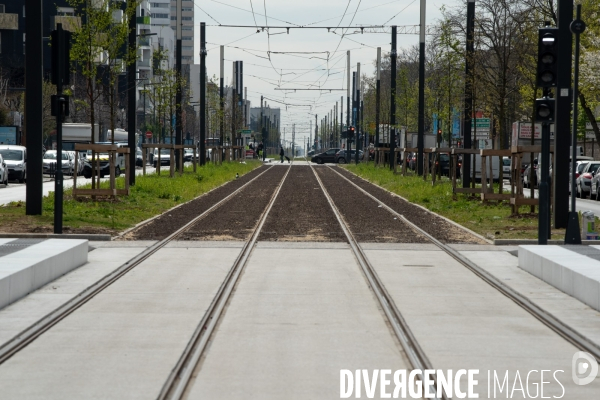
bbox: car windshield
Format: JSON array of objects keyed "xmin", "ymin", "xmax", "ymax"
[
  {"xmin": 503, "ymin": 158, "xmax": 511, "ymax": 166},
  {"xmin": 0, "ymin": 149, "xmax": 23, "ymax": 161},
  {"xmin": 439, "ymin": 154, "xmax": 449, "ymax": 162},
  {"xmin": 588, "ymin": 163, "xmax": 600, "ymax": 174},
  {"xmin": 160, "ymin": 149, "xmax": 171, "ymax": 155},
  {"xmin": 577, "ymin": 163, "xmax": 588, "ymax": 173},
  {"xmin": 43, "ymin": 152, "xmax": 69, "ymax": 160}
]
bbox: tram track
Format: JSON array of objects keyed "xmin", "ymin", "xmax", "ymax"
[
  {"xmin": 325, "ymin": 165, "xmax": 600, "ymax": 362},
  {"xmin": 157, "ymin": 164, "xmax": 292, "ymax": 399},
  {"xmin": 0, "ymin": 165, "xmax": 279, "ymax": 365}
]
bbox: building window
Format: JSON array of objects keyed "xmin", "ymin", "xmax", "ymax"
[
  {"xmin": 182, "ymin": 26, "xmax": 192, "ymax": 30},
  {"xmin": 23, "ymin": 33, "xmax": 26, "ymax": 55},
  {"xmin": 182, "ymin": 16, "xmax": 192, "ymax": 20},
  {"xmin": 57, "ymin": 7, "xmax": 75, "ymax": 16},
  {"xmin": 151, "ymin": 3, "xmax": 169, "ymax": 8},
  {"xmin": 182, "ymin": 36, "xmax": 192, "ymax": 41},
  {"xmin": 152, "ymin": 13, "xmax": 169, "ymax": 18}
]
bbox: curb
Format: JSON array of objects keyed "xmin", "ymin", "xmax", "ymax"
[
  {"xmin": 0, "ymin": 233, "xmax": 111, "ymax": 241},
  {"xmin": 339, "ymin": 166, "xmax": 494, "ymax": 245},
  {"xmin": 494, "ymin": 239, "xmax": 600, "ymax": 245}
]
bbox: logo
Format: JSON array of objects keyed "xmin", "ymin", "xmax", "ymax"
[{"xmin": 572, "ymin": 351, "xmax": 598, "ymax": 385}]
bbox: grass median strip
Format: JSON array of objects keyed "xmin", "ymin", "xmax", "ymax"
[
  {"xmin": 344, "ymin": 164, "xmax": 563, "ymax": 240},
  {"xmin": 0, "ymin": 161, "xmax": 262, "ymax": 235}
]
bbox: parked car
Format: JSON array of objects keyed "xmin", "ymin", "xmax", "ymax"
[
  {"xmin": 523, "ymin": 159, "xmax": 538, "ymax": 188},
  {"xmin": 0, "ymin": 154, "xmax": 8, "ymax": 186},
  {"xmin": 569, "ymin": 160, "xmax": 590, "ymax": 194},
  {"xmin": 183, "ymin": 148, "xmax": 194, "ymax": 163},
  {"xmin": 307, "ymin": 150, "xmax": 316, "ymax": 157},
  {"xmin": 43, "ymin": 150, "xmax": 74, "ymax": 176},
  {"xmin": 153, "ymin": 148, "xmax": 172, "ymax": 167},
  {"xmin": 136, "ymin": 148, "xmax": 144, "ymax": 167},
  {"xmin": 502, "ymin": 156, "xmax": 511, "ymax": 181},
  {"xmin": 334, "ymin": 149, "xmax": 363, "ymax": 164},
  {"xmin": 310, "ymin": 148, "xmax": 340, "ymax": 164},
  {"xmin": 0, "ymin": 145, "xmax": 27, "ymax": 183},
  {"xmin": 576, "ymin": 161, "xmax": 600, "ymax": 199},
  {"xmin": 67, "ymin": 150, "xmax": 85, "ymax": 176},
  {"xmin": 430, "ymin": 153, "xmax": 460, "ymax": 177}
]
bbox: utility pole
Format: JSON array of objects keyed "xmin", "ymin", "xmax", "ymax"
[
  {"xmin": 355, "ymin": 63, "xmax": 360, "ymax": 164},
  {"xmin": 220, "ymin": 46, "xmax": 224, "ymax": 147},
  {"xmin": 462, "ymin": 0, "xmax": 475, "ymax": 187},
  {"xmin": 418, "ymin": 2, "xmax": 426, "ymax": 175},
  {"xmin": 376, "ymin": 47, "xmax": 381, "ymax": 149},
  {"xmin": 25, "ymin": 0, "xmax": 43, "ymax": 215},
  {"xmin": 389, "ymin": 26, "xmax": 397, "ymax": 171},
  {"xmin": 127, "ymin": 0, "xmax": 136, "ymax": 185},
  {"xmin": 175, "ymin": 0, "xmax": 182, "ymax": 170},
  {"xmin": 199, "ymin": 22, "xmax": 206, "ymax": 165}
]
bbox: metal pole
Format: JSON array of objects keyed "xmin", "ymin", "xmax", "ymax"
[
  {"xmin": 199, "ymin": 22, "xmax": 206, "ymax": 165},
  {"xmin": 376, "ymin": 47, "xmax": 381, "ymax": 148},
  {"xmin": 54, "ymin": 24, "xmax": 65, "ymax": 234},
  {"xmin": 539, "ymin": 120, "xmax": 551, "ymax": 244},
  {"xmin": 25, "ymin": 0, "xmax": 43, "ymax": 215},
  {"xmin": 417, "ymin": 2, "xmax": 426, "ymax": 175},
  {"xmin": 389, "ymin": 26, "xmax": 397, "ymax": 171},
  {"xmin": 128, "ymin": 1, "xmax": 137, "ymax": 185},
  {"xmin": 355, "ymin": 63, "xmax": 360, "ymax": 164},
  {"xmin": 462, "ymin": 0, "xmax": 475, "ymax": 187},
  {"xmin": 347, "ymin": 51, "xmax": 351, "ymax": 151},
  {"xmin": 554, "ymin": 0, "xmax": 574, "ymax": 228},
  {"xmin": 565, "ymin": 5, "xmax": 584, "ymax": 244},
  {"xmin": 220, "ymin": 46, "xmax": 224, "ymax": 147},
  {"xmin": 175, "ymin": 0, "xmax": 182, "ymax": 169}
]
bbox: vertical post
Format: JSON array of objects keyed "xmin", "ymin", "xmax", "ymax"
[
  {"xmin": 376, "ymin": 47, "xmax": 381, "ymax": 149},
  {"xmin": 199, "ymin": 22, "xmax": 206, "ymax": 165},
  {"xmin": 347, "ymin": 51, "xmax": 351, "ymax": 151},
  {"xmin": 417, "ymin": 2, "xmax": 426, "ymax": 176},
  {"xmin": 566, "ymin": 5, "xmax": 584, "ymax": 244},
  {"xmin": 128, "ymin": 2, "xmax": 137, "ymax": 185},
  {"xmin": 340, "ymin": 96, "xmax": 344, "ymax": 147},
  {"xmin": 54, "ymin": 24, "xmax": 66, "ymax": 234},
  {"xmin": 389, "ymin": 26, "xmax": 397, "ymax": 171},
  {"xmin": 355, "ymin": 63, "xmax": 360, "ymax": 164},
  {"xmin": 553, "ymin": 0, "xmax": 574, "ymax": 228},
  {"xmin": 539, "ymin": 122, "xmax": 551, "ymax": 244},
  {"xmin": 25, "ymin": 0, "xmax": 43, "ymax": 215},
  {"xmin": 220, "ymin": 45, "xmax": 224, "ymax": 147},
  {"xmin": 351, "ymin": 72, "xmax": 355, "ymax": 161},
  {"xmin": 315, "ymin": 114, "xmax": 318, "ymax": 151},
  {"xmin": 462, "ymin": 0, "xmax": 475, "ymax": 187},
  {"xmin": 175, "ymin": 0, "xmax": 182, "ymax": 170}
]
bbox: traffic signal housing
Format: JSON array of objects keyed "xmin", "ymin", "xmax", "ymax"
[
  {"xmin": 342, "ymin": 126, "xmax": 355, "ymax": 139},
  {"xmin": 536, "ymin": 28, "xmax": 559, "ymax": 88},
  {"xmin": 535, "ymin": 98, "xmax": 556, "ymax": 122}
]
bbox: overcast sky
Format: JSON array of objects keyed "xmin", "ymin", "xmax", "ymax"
[{"xmin": 191, "ymin": 0, "xmax": 460, "ymax": 145}]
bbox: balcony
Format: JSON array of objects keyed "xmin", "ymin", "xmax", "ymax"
[
  {"xmin": 138, "ymin": 36, "xmax": 152, "ymax": 47},
  {"xmin": 52, "ymin": 16, "xmax": 82, "ymax": 32},
  {"xmin": 0, "ymin": 13, "xmax": 18, "ymax": 30}
]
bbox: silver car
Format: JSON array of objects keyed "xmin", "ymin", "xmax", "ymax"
[{"xmin": 576, "ymin": 161, "xmax": 600, "ymax": 199}]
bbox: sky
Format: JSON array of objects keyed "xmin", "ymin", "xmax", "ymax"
[{"xmin": 191, "ymin": 0, "xmax": 459, "ymax": 146}]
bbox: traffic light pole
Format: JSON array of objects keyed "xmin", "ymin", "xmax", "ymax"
[{"xmin": 539, "ymin": 119, "xmax": 551, "ymax": 244}]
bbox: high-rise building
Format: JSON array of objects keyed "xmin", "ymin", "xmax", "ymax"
[{"xmin": 170, "ymin": 0, "xmax": 194, "ymax": 64}]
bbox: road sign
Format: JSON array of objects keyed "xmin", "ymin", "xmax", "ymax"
[
  {"xmin": 239, "ymin": 129, "xmax": 252, "ymax": 134},
  {"xmin": 471, "ymin": 118, "xmax": 490, "ymax": 129},
  {"xmin": 145, "ymin": 130, "xmax": 152, "ymax": 139}
]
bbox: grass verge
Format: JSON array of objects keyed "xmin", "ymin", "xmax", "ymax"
[
  {"xmin": 0, "ymin": 161, "xmax": 262, "ymax": 235},
  {"xmin": 344, "ymin": 164, "xmax": 565, "ymax": 240}
]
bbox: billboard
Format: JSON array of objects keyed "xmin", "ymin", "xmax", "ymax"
[{"xmin": 0, "ymin": 126, "xmax": 18, "ymax": 145}]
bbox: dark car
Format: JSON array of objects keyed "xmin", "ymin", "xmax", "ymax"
[
  {"xmin": 430, "ymin": 153, "xmax": 460, "ymax": 177},
  {"xmin": 82, "ymin": 159, "xmax": 110, "ymax": 178},
  {"xmin": 334, "ymin": 149, "xmax": 363, "ymax": 164},
  {"xmin": 310, "ymin": 148, "xmax": 340, "ymax": 164}
]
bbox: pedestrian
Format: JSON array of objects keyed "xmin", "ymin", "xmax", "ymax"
[
  {"xmin": 280, "ymin": 147, "xmax": 285, "ymax": 163},
  {"xmin": 257, "ymin": 142, "xmax": 263, "ymax": 158}
]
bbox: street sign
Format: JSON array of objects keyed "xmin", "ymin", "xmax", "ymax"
[
  {"xmin": 471, "ymin": 118, "xmax": 490, "ymax": 129},
  {"xmin": 239, "ymin": 129, "xmax": 252, "ymax": 134},
  {"xmin": 145, "ymin": 130, "xmax": 152, "ymax": 139}
]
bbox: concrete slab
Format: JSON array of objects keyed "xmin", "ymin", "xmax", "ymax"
[
  {"xmin": 368, "ymin": 248, "xmax": 600, "ymax": 398},
  {"xmin": 0, "ymin": 246, "xmax": 239, "ymax": 400},
  {"xmin": 519, "ymin": 245, "xmax": 600, "ymax": 311},
  {"xmin": 186, "ymin": 246, "xmax": 410, "ymax": 400},
  {"xmin": 0, "ymin": 239, "xmax": 88, "ymax": 309}
]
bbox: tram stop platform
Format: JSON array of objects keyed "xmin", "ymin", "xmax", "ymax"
[
  {"xmin": 0, "ymin": 238, "xmax": 88, "ymax": 310},
  {"xmin": 519, "ymin": 245, "xmax": 600, "ymax": 312}
]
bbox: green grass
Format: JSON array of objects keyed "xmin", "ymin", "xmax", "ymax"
[
  {"xmin": 344, "ymin": 164, "xmax": 561, "ymax": 240},
  {"xmin": 0, "ymin": 161, "xmax": 262, "ymax": 234}
]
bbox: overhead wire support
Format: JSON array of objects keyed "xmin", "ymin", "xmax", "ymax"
[
  {"xmin": 211, "ymin": 24, "xmax": 387, "ymax": 30},
  {"xmin": 274, "ymin": 88, "xmax": 346, "ymax": 91}
]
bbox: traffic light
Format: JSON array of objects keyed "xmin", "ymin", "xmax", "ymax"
[
  {"xmin": 536, "ymin": 28, "xmax": 559, "ymax": 88},
  {"xmin": 50, "ymin": 26, "xmax": 72, "ymax": 86},
  {"xmin": 535, "ymin": 98, "xmax": 556, "ymax": 122},
  {"xmin": 342, "ymin": 126, "xmax": 355, "ymax": 139}
]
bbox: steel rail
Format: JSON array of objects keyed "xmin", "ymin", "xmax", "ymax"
[
  {"xmin": 0, "ymin": 165, "xmax": 275, "ymax": 365},
  {"xmin": 309, "ymin": 165, "xmax": 447, "ymax": 400},
  {"xmin": 327, "ymin": 166, "xmax": 600, "ymax": 362},
  {"xmin": 158, "ymin": 164, "xmax": 293, "ymax": 400}
]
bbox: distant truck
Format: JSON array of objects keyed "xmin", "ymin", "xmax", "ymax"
[
  {"xmin": 61, "ymin": 123, "xmax": 99, "ymax": 151},
  {"xmin": 461, "ymin": 154, "xmax": 500, "ymax": 182}
]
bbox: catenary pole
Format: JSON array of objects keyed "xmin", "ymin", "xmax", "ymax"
[
  {"xmin": 389, "ymin": 26, "xmax": 397, "ymax": 171},
  {"xmin": 462, "ymin": 0, "xmax": 475, "ymax": 187},
  {"xmin": 199, "ymin": 22, "xmax": 206, "ymax": 165}
]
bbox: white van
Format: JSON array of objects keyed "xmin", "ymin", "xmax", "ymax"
[
  {"xmin": 0, "ymin": 145, "xmax": 27, "ymax": 183},
  {"xmin": 461, "ymin": 154, "xmax": 500, "ymax": 182}
]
